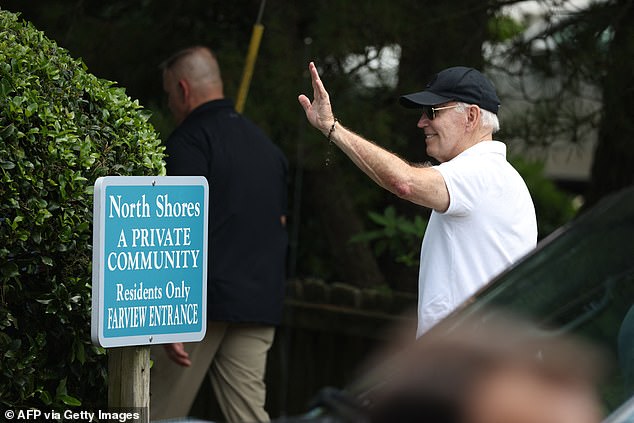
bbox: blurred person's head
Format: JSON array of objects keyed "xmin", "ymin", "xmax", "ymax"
[
  {"xmin": 360, "ymin": 310, "xmax": 607, "ymax": 423},
  {"xmin": 466, "ymin": 359, "xmax": 602, "ymax": 423}
]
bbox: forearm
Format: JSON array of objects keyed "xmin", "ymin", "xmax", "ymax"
[
  {"xmin": 329, "ymin": 121, "xmax": 405, "ymax": 190},
  {"xmin": 329, "ymin": 122, "xmax": 449, "ymax": 211}
]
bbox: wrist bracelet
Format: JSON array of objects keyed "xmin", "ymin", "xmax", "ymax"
[{"xmin": 327, "ymin": 118, "xmax": 338, "ymax": 141}]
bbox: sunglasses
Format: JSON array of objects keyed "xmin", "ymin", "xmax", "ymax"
[{"xmin": 422, "ymin": 104, "xmax": 460, "ymax": 120}]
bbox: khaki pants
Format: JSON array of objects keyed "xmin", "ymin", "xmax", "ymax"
[{"xmin": 150, "ymin": 321, "xmax": 275, "ymax": 423}]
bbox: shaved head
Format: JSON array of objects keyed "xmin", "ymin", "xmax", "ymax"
[
  {"xmin": 161, "ymin": 46, "xmax": 224, "ymax": 123},
  {"xmin": 162, "ymin": 46, "xmax": 222, "ymax": 92}
]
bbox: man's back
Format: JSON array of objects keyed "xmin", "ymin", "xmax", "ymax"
[{"xmin": 166, "ymin": 98, "xmax": 288, "ymax": 325}]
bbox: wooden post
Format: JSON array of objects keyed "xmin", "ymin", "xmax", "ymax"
[{"xmin": 108, "ymin": 346, "xmax": 150, "ymax": 422}]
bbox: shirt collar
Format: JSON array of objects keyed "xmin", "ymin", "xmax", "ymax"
[
  {"xmin": 189, "ymin": 98, "xmax": 235, "ymax": 116},
  {"xmin": 454, "ymin": 140, "xmax": 506, "ymax": 159}
]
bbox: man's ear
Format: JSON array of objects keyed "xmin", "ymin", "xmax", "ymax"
[
  {"xmin": 466, "ymin": 105, "xmax": 480, "ymax": 131},
  {"xmin": 178, "ymin": 79, "xmax": 189, "ymax": 102}
]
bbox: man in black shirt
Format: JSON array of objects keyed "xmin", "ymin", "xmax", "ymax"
[{"xmin": 150, "ymin": 46, "xmax": 288, "ymax": 423}]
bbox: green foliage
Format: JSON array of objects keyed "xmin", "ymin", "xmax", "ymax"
[
  {"xmin": 511, "ymin": 157, "xmax": 577, "ymax": 238},
  {"xmin": 0, "ymin": 10, "xmax": 165, "ymax": 408},
  {"xmin": 487, "ymin": 14, "xmax": 526, "ymax": 43},
  {"xmin": 350, "ymin": 205, "xmax": 427, "ymax": 268}
]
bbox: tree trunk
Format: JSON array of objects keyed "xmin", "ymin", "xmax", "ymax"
[
  {"xmin": 304, "ymin": 166, "xmax": 386, "ymax": 289},
  {"xmin": 585, "ymin": 0, "xmax": 634, "ymax": 207}
]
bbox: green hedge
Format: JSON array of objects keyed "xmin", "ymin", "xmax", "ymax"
[{"xmin": 0, "ymin": 10, "xmax": 165, "ymax": 408}]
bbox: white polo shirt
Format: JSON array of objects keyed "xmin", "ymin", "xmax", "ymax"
[{"xmin": 417, "ymin": 141, "xmax": 537, "ymax": 337}]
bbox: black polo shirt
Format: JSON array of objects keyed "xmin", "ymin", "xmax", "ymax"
[{"xmin": 165, "ymin": 99, "xmax": 288, "ymax": 325}]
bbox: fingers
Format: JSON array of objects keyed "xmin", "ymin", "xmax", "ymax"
[
  {"xmin": 309, "ymin": 61, "xmax": 319, "ymax": 89},
  {"xmin": 298, "ymin": 62, "xmax": 325, "ymax": 103},
  {"xmin": 298, "ymin": 61, "xmax": 334, "ymax": 134},
  {"xmin": 298, "ymin": 94, "xmax": 311, "ymax": 112},
  {"xmin": 309, "ymin": 62, "xmax": 327, "ymax": 99},
  {"xmin": 297, "ymin": 62, "xmax": 320, "ymax": 111},
  {"xmin": 164, "ymin": 342, "xmax": 192, "ymax": 367}
]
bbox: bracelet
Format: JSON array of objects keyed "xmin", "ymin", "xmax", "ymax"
[{"xmin": 327, "ymin": 118, "xmax": 338, "ymax": 141}]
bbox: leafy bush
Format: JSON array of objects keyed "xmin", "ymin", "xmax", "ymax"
[
  {"xmin": 350, "ymin": 205, "xmax": 427, "ymax": 268},
  {"xmin": 0, "ymin": 10, "xmax": 165, "ymax": 408}
]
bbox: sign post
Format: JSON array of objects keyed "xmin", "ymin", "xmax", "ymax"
[{"xmin": 91, "ymin": 176, "xmax": 208, "ymax": 419}]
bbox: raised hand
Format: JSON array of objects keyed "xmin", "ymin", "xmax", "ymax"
[{"xmin": 298, "ymin": 62, "xmax": 336, "ymax": 136}]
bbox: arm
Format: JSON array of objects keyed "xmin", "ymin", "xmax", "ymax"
[{"xmin": 298, "ymin": 62, "xmax": 449, "ymax": 212}]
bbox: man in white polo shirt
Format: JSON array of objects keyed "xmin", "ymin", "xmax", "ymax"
[{"xmin": 298, "ymin": 63, "xmax": 537, "ymax": 337}]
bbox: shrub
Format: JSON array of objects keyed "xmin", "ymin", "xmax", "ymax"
[
  {"xmin": 0, "ymin": 10, "xmax": 165, "ymax": 408},
  {"xmin": 350, "ymin": 205, "xmax": 427, "ymax": 268}
]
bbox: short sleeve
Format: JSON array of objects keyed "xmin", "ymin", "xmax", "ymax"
[{"xmin": 435, "ymin": 157, "xmax": 486, "ymax": 217}]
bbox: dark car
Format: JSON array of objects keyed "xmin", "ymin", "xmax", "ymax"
[{"xmin": 278, "ymin": 186, "xmax": 634, "ymax": 423}]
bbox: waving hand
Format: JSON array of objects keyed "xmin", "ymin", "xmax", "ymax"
[{"xmin": 298, "ymin": 62, "xmax": 336, "ymax": 136}]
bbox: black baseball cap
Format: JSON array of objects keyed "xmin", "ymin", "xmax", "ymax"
[{"xmin": 399, "ymin": 66, "xmax": 500, "ymax": 114}]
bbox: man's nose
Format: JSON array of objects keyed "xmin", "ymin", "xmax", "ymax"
[{"xmin": 417, "ymin": 114, "xmax": 430, "ymax": 128}]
